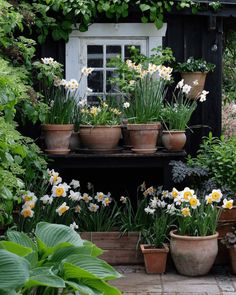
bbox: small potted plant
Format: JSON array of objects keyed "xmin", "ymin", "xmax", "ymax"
[
  {"xmin": 140, "ymin": 186, "xmax": 172, "ymax": 274},
  {"xmin": 121, "ymin": 62, "xmax": 171, "ymax": 154},
  {"xmin": 79, "ymin": 99, "xmax": 122, "ymax": 153},
  {"xmin": 169, "ymin": 187, "xmax": 233, "ymax": 276},
  {"xmin": 176, "ymin": 57, "xmax": 215, "ymax": 99},
  {"xmin": 161, "ymin": 79, "xmax": 209, "ymax": 151},
  {"xmin": 221, "ymin": 228, "xmax": 236, "ymax": 274},
  {"xmin": 33, "ymin": 58, "xmax": 93, "ymax": 154}
]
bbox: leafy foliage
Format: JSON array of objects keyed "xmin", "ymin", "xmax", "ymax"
[
  {"xmin": 176, "ymin": 57, "xmax": 215, "ymax": 73},
  {"xmin": 0, "ymin": 117, "xmax": 47, "ymax": 227},
  {"xmin": 0, "ymin": 222, "xmax": 122, "ymax": 295},
  {"xmin": 170, "ymin": 133, "xmax": 236, "ymax": 197}
]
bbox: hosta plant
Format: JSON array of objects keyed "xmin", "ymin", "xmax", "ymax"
[{"xmin": 0, "ymin": 222, "xmax": 122, "ymax": 295}]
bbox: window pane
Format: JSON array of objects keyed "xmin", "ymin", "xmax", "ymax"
[
  {"xmin": 106, "ymin": 70, "xmax": 118, "ymax": 93},
  {"xmin": 106, "ymin": 46, "xmax": 121, "ymax": 66},
  {"xmin": 87, "ymin": 45, "xmax": 103, "ymax": 67},
  {"xmin": 87, "ymin": 95, "xmax": 103, "ymax": 105},
  {"xmin": 88, "ymin": 71, "xmax": 103, "ymax": 93},
  {"xmin": 124, "ymin": 45, "xmax": 141, "ymax": 60}
]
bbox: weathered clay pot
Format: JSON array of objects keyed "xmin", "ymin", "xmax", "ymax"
[
  {"xmin": 140, "ymin": 244, "xmax": 169, "ymax": 274},
  {"xmin": 181, "ymin": 72, "xmax": 207, "ymax": 99},
  {"xmin": 79, "ymin": 125, "xmax": 121, "ymax": 152},
  {"xmin": 127, "ymin": 123, "xmax": 161, "ymax": 154},
  {"xmin": 69, "ymin": 131, "xmax": 81, "ymax": 152},
  {"xmin": 162, "ymin": 130, "xmax": 186, "ymax": 151},
  {"xmin": 170, "ymin": 230, "xmax": 219, "ymax": 276},
  {"xmin": 42, "ymin": 124, "xmax": 74, "ymax": 155},
  {"xmin": 219, "ymin": 206, "xmax": 236, "ymax": 222},
  {"xmin": 229, "ymin": 247, "xmax": 236, "ymax": 274}
]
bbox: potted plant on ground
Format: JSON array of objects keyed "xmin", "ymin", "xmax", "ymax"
[
  {"xmin": 221, "ymin": 228, "xmax": 236, "ymax": 274},
  {"xmin": 140, "ymin": 186, "xmax": 172, "ymax": 274},
  {"xmin": 168, "ymin": 187, "xmax": 233, "ymax": 276},
  {"xmin": 161, "ymin": 79, "xmax": 209, "ymax": 151},
  {"xmin": 176, "ymin": 56, "xmax": 215, "ymax": 99},
  {"xmin": 79, "ymin": 99, "xmax": 122, "ymax": 153}
]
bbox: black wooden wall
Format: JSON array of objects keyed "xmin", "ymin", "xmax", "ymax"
[{"xmin": 164, "ymin": 14, "xmax": 223, "ymax": 155}]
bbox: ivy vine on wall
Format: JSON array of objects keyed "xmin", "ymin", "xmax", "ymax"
[{"xmin": 6, "ymin": 0, "xmax": 222, "ymax": 44}]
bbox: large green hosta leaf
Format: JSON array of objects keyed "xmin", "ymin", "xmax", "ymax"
[
  {"xmin": 6, "ymin": 230, "xmax": 38, "ymax": 267},
  {"xmin": 66, "ymin": 279, "xmax": 121, "ymax": 295},
  {"xmin": 49, "ymin": 242, "xmax": 103, "ymax": 264},
  {"xmin": 24, "ymin": 267, "xmax": 65, "ymax": 289},
  {"xmin": 0, "ymin": 241, "xmax": 32, "ymax": 257},
  {"xmin": 63, "ymin": 254, "xmax": 122, "ymax": 281},
  {"xmin": 7, "ymin": 230, "xmax": 37, "ymax": 251},
  {"xmin": 35, "ymin": 222, "xmax": 83, "ymax": 249},
  {"xmin": 0, "ymin": 290, "xmax": 20, "ymax": 295},
  {"xmin": 0, "ymin": 249, "xmax": 29, "ymax": 290}
]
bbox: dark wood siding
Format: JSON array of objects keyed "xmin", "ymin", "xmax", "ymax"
[{"xmin": 164, "ymin": 14, "xmax": 223, "ymax": 155}]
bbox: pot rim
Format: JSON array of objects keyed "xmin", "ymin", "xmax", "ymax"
[
  {"xmin": 181, "ymin": 71, "xmax": 208, "ymax": 75},
  {"xmin": 162, "ymin": 130, "xmax": 186, "ymax": 134},
  {"xmin": 170, "ymin": 229, "xmax": 219, "ymax": 240},
  {"xmin": 79, "ymin": 125, "xmax": 121, "ymax": 128},
  {"xmin": 127, "ymin": 122, "xmax": 161, "ymax": 130},
  {"xmin": 140, "ymin": 243, "xmax": 169, "ymax": 253},
  {"xmin": 42, "ymin": 124, "xmax": 74, "ymax": 130}
]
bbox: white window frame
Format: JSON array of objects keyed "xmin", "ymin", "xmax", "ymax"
[{"xmin": 66, "ymin": 23, "xmax": 167, "ymax": 98}]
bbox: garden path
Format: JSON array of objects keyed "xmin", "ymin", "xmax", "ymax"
[{"xmin": 112, "ymin": 265, "xmax": 236, "ymax": 295}]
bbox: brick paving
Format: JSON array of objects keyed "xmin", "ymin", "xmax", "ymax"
[{"xmin": 112, "ymin": 265, "xmax": 236, "ymax": 295}]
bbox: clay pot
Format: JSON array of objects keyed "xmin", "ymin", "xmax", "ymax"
[
  {"xmin": 127, "ymin": 123, "xmax": 161, "ymax": 154},
  {"xmin": 79, "ymin": 125, "xmax": 121, "ymax": 152},
  {"xmin": 219, "ymin": 206, "xmax": 236, "ymax": 222},
  {"xmin": 162, "ymin": 130, "xmax": 186, "ymax": 151},
  {"xmin": 140, "ymin": 244, "xmax": 169, "ymax": 274},
  {"xmin": 170, "ymin": 230, "xmax": 219, "ymax": 276},
  {"xmin": 181, "ymin": 72, "xmax": 207, "ymax": 99},
  {"xmin": 228, "ymin": 247, "xmax": 236, "ymax": 274},
  {"xmin": 42, "ymin": 124, "xmax": 74, "ymax": 155}
]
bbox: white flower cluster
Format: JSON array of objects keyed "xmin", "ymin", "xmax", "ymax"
[
  {"xmin": 81, "ymin": 67, "xmax": 94, "ymax": 76},
  {"xmin": 125, "ymin": 60, "xmax": 173, "ymax": 81},
  {"xmin": 41, "ymin": 57, "xmax": 59, "ymax": 65},
  {"xmin": 20, "ymin": 169, "xmax": 112, "ymax": 227}
]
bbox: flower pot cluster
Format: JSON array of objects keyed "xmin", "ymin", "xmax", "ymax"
[
  {"xmin": 35, "ymin": 55, "xmax": 214, "ymax": 155},
  {"xmin": 15, "ymin": 169, "xmax": 234, "ymax": 276}
]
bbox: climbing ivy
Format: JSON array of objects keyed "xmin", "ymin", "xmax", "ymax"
[{"xmin": 7, "ymin": 0, "xmax": 222, "ymax": 43}]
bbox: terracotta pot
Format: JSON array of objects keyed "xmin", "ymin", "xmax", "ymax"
[
  {"xmin": 170, "ymin": 230, "xmax": 219, "ymax": 276},
  {"xmin": 42, "ymin": 124, "xmax": 74, "ymax": 155},
  {"xmin": 162, "ymin": 130, "xmax": 186, "ymax": 151},
  {"xmin": 127, "ymin": 123, "xmax": 161, "ymax": 154},
  {"xmin": 140, "ymin": 244, "xmax": 169, "ymax": 274},
  {"xmin": 229, "ymin": 247, "xmax": 236, "ymax": 274},
  {"xmin": 69, "ymin": 131, "xmax": 81, "ymax": 152},
  {"xmin": 181, "ymin": 72, "xmax": 207, "ymax": 99},
  {"xmin": 219, "ymin": 206, "xmax": 236, "ymax": 222},
  {"xmin": 80, "ymin": 232, "xmax": 143, "ymax": 265},
  {"xmin": 79, "ymin": 125, "xmax": 121, "ymax": 152}
]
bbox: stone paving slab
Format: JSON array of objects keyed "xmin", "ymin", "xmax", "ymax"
[{"xmin": 112, "ymin": 265, "xmax": 236, "ymax": 295}]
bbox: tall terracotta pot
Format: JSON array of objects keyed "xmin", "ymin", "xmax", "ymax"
[
  {"xmin": 170, "ymin": 230, "xmax": 218, "ymax": 276},
  {"xmin": 140, "ymin": 244, "xmax": 169, "ymax": 274},
  {"xmin": 42, "ymin": 124, "xmax": 74, "ymax": 155},
  {"xmin": 181, "ymin": 72, "xmax": 207, "ymax": 99},
  {"xmin": 162, "ymin": 130, "xmax": 186, "ymax": 151},
  {"xmin": 127, "ymin": 123, "xmax": 161, "ymax": 154},
  {"xmin": 79, "ymin": 125, "xmax": 121, "ymax": 152}
]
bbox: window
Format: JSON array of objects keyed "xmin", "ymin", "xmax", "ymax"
[{"xmin": 66, "ymin": 23, "xmax": 167, "ymax": 100}]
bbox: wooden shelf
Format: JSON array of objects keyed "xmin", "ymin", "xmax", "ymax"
[{"xmin": 47, "ymin": 149, "xmax": 186, "ymax": 169}]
